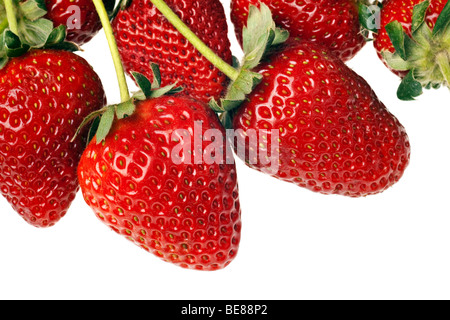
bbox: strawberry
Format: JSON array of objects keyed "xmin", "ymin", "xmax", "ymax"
[
  {"xmin": 77, "ymin": 71, "xmax": 242, "ymax": 270},
  {"xmin": 111, "ymin": 0, "xmax": 232, "ymax": 104},
  {"xmin": 230, "ymin": 40, "xmax": 411, "ymax": 197},
  {"xmin": 230, "ymin": 0, "xmax": 367, "ymax": 62},
  {"xmin": 364, "ymin": 0, "xmax": 449, "ymax": 100},
  {"xmin": 44, "ymin": 0, "xmax": 116, "ymax": 46},
  {"xmin": 0, "ymin": 49, "xmax": 106, "ymax": 227}
]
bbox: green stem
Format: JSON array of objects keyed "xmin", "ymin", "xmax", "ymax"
[
  {"xmin": 92, "ymin": 0, "xmax": 130, "ymax": 102},
  {"xmin": 0, "ymin": 17, "xmax": 8, "ymax": 34},
  {"xmin": 3, "ymin": 0, "xmax": 18, "ymax": 35},
  {"xmin": 149, "ymin": 0, "xmax": 240, "ymax": 81},
  {"xmin": 436, "ymin": 51, "xmax": 450, "ymax": 88}
]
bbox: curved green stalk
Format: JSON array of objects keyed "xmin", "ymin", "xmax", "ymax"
[
  {"xmin": 3, "ymin": 0, "xmax": 18, "ymax": 35},
  {"xmin": 149, "ymin": 0, "xmax": 240, "ymax": 81},
  {"xmin": 92, "ymin": 0, "xmax": 130, "ymax": 102}
]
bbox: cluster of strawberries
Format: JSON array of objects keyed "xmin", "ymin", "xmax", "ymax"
[{"xmin": 0, "ymin": 0, "xmax": 448, "ymax": 270}]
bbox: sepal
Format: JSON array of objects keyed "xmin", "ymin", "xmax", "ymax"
[
  {"xmin": 73, "ymin": 64, "xmax": 184, "ymax": 144},
  {"xmin": 212, "ymin": 3, "xmax": 288, "ymax": 115},
  {"xmin": 383, "ymin": 0, "xmax": 450, "ymax": 100},
  {"xmin": 0, "ymin": 0, "xmax": 80, "ymax": 68}
]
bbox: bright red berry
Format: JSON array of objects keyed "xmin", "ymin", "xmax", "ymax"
[
  {"xmin": 231, "ymin": 41, "xmax": 411, "ymax": 197},
  {"xmin": 78, "ymin": 95, "xmax": 242, "ymax": 270},
  {"xmin": 230, "ymin": 0, "xmax": 367, "ymax": 62},
  {"xmin": 0, "ymin": 49, "xmax": 106, "ymax": 227},
  {"xmin": 111, "ymin": 0, "xmax": 232, "ymax": 104}
]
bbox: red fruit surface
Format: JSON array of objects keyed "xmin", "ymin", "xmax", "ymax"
[
  {"xmin": 230, "ymin": 0, "xmax": 366, "ymax": 62},
  {"xmin": 373, "ymin": 0, "xmax": 447, "ymax": 77},
  {"xmin": 0, "ymin": 49, "xmax": 106, "ymax": 227},
  {"xmin": 232, "ymin": 41, "xmax": 411, "ymax": 197},
  {"xmin": 45, "ymin": 0, "xmax": 115, "ymax": 45},
  {"xmin": 78, "ymin": 96, "xmax": 241, "ymax": 270},
  {"xmin": 112, "ymin": 0, "xmax": 232, "ymax": 104}
]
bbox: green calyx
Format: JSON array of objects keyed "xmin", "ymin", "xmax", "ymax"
[
  {"xmin": 382, "ymin": 0, "xmax": 450, "ymax": 100},
  {"xmin": 208, "ymin": 3, "xmax": 289, "ymax": 114},
  {"xmin": 73, "ymin": 64, "xmax": 183, "ymax": 144},
  {"xmin": 0, "ymin": 0, "xmax": 78, "ymax": 68},
  {"xmin": 359, "ymin": 1, "xmax": 382, "ymax": 35}
]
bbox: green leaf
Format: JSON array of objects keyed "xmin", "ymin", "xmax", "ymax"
[
  {"xmin": 17, "ymin": 17, "xmax": 54, "ymax": 48},
  {"xmin": 148, "ymin": 82, "xmax": 183, "ymax": 98},
  {"xmin": 231, "ymin": 55, "xmax": 240, "ymax": 68},
  {"xmin": 115, "ymin": 100, "xmax": 136, "ymax": 119},
  {"xmin": 149, "ymin": 62, "xmax": 161, "ymax": 89},
  {"xmin": 120, "ymin": 0, "xmax": 133, "ymax": 10},
  {"xmin": 385, "ymin": 21, "xmax": 407, "ymax": 60},
  {"xmin": 71, "ymin": 107, "xmax": 108, "ymax": 142},
  {"xmin": 0, "ymin": 0, "xmax": 75, "ymax": 67},
  {"xmin": 131, "ymin": 72, "xmax": 153, "ymax": 98},
  {"xmin": 132, "ymin": 65, "xmax": 183, "ymax": 99},
  {"xmin": 382, "ymin": 51, "xmax": 412, "ymax": 71},
  {"xmin": 95, "ymin": 106, "xmax": 115, "ymax": 143},
  {"xmin": 411, "ymin": 0, "xmax": 430, "ymax": 33},
  {"xmin": 3, "ymin": 30, "xmax": 30, "ymax": 57},
  {"xmin": 19, "ymin": 0, "xmax": 47, "ymax": 21},
  {"xmin": 45, "ymin": 25, "xmax": 67, "ymax": 46},
  {"xmin": 241, "ymin": 3, "xmax": 287, "ymax": 70},
  {"xmin": 397, "ymin": 70, "xmax": 423, "ymax": 100},
  {"xmin": 208, "ymin": 99, "xmax": 224, "ymax": 113},
  {"xmin": 359, "ymin": 3, "xmax": 382, "ymax": 33},
  {"xmin": 45, "ymin": 40, "xmax": 79, "ymax": 52},
  {"xmin": 412, "ymin": 19, "xmax": 433, "ymax": 47},
  {"xmin": 0, "ymin": 57, "xmax": 7, "ymax": 69},
  {"xmin": 87, "ymin": 116, "xmax": 101, "ymax": 145},
  {"xmin": 432, "ymin": 0, "xmax": 450, "ymax": 35},
  {"xmin": 219, "ymin": 111, "xmax": 234, "ymax": 130},
  {"xmin": 271, "ymin": 27, "xmax": 289, "ymax": 46},
  {"xmin": 211, "ymin": 69, "xmax": 263, "ymax": 113}
]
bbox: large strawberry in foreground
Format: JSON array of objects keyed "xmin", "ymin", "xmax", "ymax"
[
  {"xmin": 112, "ymin": 0, "xmax": 232, "ymax": 104},
  {"xmin": 367, "ymin": 0, "xmax": 449, "ymax": 100},
  {"xmin": 78, "ymin": 72, "xmax": 242, "ymax": 270},
  {"xmin": 230, "ymin": 40, "xmax": 411, "ymax": 197},
  {"xmin": 230, "ymin": 0, "xmax": 367, "ymax": 62},
  {"xmin": 0, "ymin": 49, "xmax": 106, "ymax": 227}
]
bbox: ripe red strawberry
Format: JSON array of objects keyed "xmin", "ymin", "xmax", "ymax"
[
  {"xmin": 78, "ymin": 95, "xmax": 241, "ymax": 270},
  {"xmin": 230, "ymin": 0, "xmax": 367, "ymax": 62},
  {"xmin": 373, "ymin": 0, "xmax": 447, "ymax": 77},
  {"xmin": 44, "ymin": 0, "xmax": 116, "ymax": 46},
  {"xmin": 111, "ymin": 0, "xmax": 232, "ymax": 104},
  {"xmin": 0, "ymin": 49, "xmax": 106, "ymax": 227},
  {"xmin": 231, "ymin": 41, "xmax": 411, "ymax": 197}
]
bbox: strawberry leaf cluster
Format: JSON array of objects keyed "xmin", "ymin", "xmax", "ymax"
[
  {"xmin": 209, "ymin": 4, "xmax": 288, "ymax": 115},
  {"xmin": 0, "ymin": 0, "xmax": 78, "ymax": 68}
]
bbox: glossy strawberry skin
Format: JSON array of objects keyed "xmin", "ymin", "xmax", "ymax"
[
  {"xmin": 112, "ymin": 0, "xmax": 232, "ymax": 104},
  {"xmin": 373, "ymin": 0, "xmax": 447, "ymax": 77},
  {"xmin": 44, "ymin": 0, "xmax": 115, "ymax": 46},
  {"xmin": 232, "ymin": 42, "xmax": 411, "ymax": 197},
  {"xmin": 0, "ymin": 49, "xmax": 106, "ymax": 227},
  {"xmin": 78, "ymin": 96, "xmax": 241, "ymax": 270},
  {"xmin": 230, "ymin": 0, "xmax": 366, "ymax": 62}
]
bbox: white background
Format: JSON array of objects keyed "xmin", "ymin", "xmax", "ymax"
[{"xmin": 1, "ymin": 0, "xmax": 449, "ymax": 300}]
